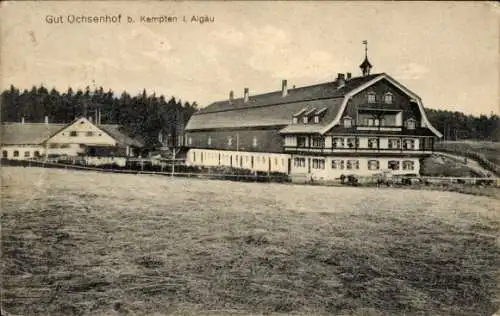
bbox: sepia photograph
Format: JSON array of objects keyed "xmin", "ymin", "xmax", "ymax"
[{"xmin": 1, "ymin": 1, "xmax": 499, "ymax": 315}]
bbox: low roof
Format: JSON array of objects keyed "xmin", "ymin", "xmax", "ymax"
[
  {"xmin": 186, "ymin": 74, "xmax": 380, "ymax": 131},
  {"xmin": 99, "ymin": 125, "xmax": 144, "ymax": 147},
  {"xmin": 1, "ymin": 120, "xmax": 144, "ymax": 147},
  {"xmin": 0, "ymin": 123, "xmax": 65, "ymax": 145}
]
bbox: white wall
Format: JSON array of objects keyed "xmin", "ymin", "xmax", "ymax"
[
  {"xmin": 1, "ymin": 145, "xmax": 45, "ymax": 160},
  {"xmin": 186, "ymin": 149, "xmax": 290, "ymax": 173},
  {"xmin": 47, "ymin": 118, "xmax": 116, "ymax": 146}
]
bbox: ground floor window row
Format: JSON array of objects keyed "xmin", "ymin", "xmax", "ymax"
[
  {"xmin": 2, "ymin": 150, "xmax": 42, "ymax": 158},
  {"xmin": 293, "ymin": 157, "xmax": 415, "ymax": 171}
]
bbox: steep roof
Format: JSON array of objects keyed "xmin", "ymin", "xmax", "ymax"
[
  {"xmin": 0, "ymin": 123, "xmax": 65, "ymax": 145},
  {"xmin": 186, "ymin": 73, "xmax": 380, "ymax": 131}
]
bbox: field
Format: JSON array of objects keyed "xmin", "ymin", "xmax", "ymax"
[{"xmin": 1, "ymin": 167, "xmax": 499, "ymax": 316}]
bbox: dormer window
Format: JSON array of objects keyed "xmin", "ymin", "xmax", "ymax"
[
  {"xmin": 228, "ymin": 136, "xmax": 232, "ymax": 146},
  {"xmin": 314, "ymin": 116, "xmax": 319, "ymax": 124},
  {"xmin": 292, "ymin": 117, "xmax": 298, "ymax": 124},
  {"xmin": 384, "ymin": 92, "xmax": 393, "ymax": 104},
  {"xmin": 406, "ymin": 118, "xmax": 416, "ymax": 130},
  {"xmin": 368, "ymin": 92, "xmax": 376, "ymax": 103},
  {"xmin": 303, "ymin": 116, "xmax": 308, "ymax": 124},
  {"xmin": 343, "ymin": 116, "xmax": 352, "ymax": 128},
  {"xmin": 207, "ymin": 136, "xmax": 212, "ymax": 145}
]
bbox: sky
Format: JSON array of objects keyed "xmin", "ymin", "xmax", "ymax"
[{"xmin": 1, "ymin": 1, "xmax": 499, "ymax": 115}]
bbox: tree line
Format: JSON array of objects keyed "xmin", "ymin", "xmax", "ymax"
[
  {"xmin": 425, "ymin": 108, "xmax": 499, "ymax": 141},
  {"xmin": 1, "ymin": 85, "xmax": 499, "ymax": 143},
  {"xmin": 0, "ymin": 85, "xmax": 198, "ymax": 148}
]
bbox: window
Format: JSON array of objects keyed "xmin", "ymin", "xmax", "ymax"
[
  {"xmin": 343, "ymin": 117, "xmax": 352, "ymax": 128},
  {"xmin": 368, "ymin": 160, "xmax": 380, "ymax": 170},
  {"xmin": 61, "ymin": 144, "xmax": 70, "ymax": 149},
  {"xmin": 69, "ymin": 131, "xmax": 77, "ymax": 137},
  {"xmin": 297, "ymin": 136, "xmax": 307, "ymax": 147},
  {"xmin": 388, "ymin": 138, "xmax": 401, "ymax": 149},
  {"xmin": 346, "ymin": 137, "xmax": 358, "ymax": 149},
  {"xmin": 24, "ymin": 151, "xmax": 30, "ymax": 157},
  {"xmin": 13, "ymin": 150, "xmax": 19, "ymax": 157},
  {"xmin": 302, "ymin": 116, "xmax": 308, "ymax": 124},
  {"xmin": 346, "ymin": 160, "xmax": 359, "ymax": 170},
  {"xmin": 293, "ymin": 157, "xmax": 306, "ymax": 168},
  {"xmin": 368, "ymin": 118, "xmax": 374, "ymax": 126},
  {"xmin": 252, "ymin": 136, "xmax": 258, "ymax": 147},
  {"xmin": 314, "ymin": 116, "xmax": 320, "ymax": 124},
  {"xmin": 368, "ymin": 138, "xmax": 379, "ymax": 149},
  {"xmin": 384, "ymin": 93, "xmax": 393, "ymax": 104},
  {"xmin": 403, "ymin": 139, "xmax": 415, "ymax": 150},
  {"xmin": 274, "ymin": 158, "xmax": 278, "ymax": 166},
  {"xmin": 49, "ymin": 143, "xmax": 58, "ymax": 149},
  {"xmin": 332, "ymin": 137, "xmax": 344, "ymax": 148},
  {"xmin": 311, "ymin": 136, "xmax": 324, "ymax": 148},
  {"xmin": 98, "ymin": 133, "xmax": 102, "ymax": 136},
  {"xmin": 403, "ymin": 160, "xmax": 415, "ymax": 171},
  {"xmin": 188, "ymin": 137, "xmax": 192, "ymax": 145},
  {"xmin": 86, "ymin": 131, "xmax": 93, "ymax": 137},
  {"xmin": 374, "ymin": 119, "xmax": 380, "ymax": 126},
  {"xmin": 312, "ymin": 159, "xmax": 325, "ymax": 169},
  {"xmin": 407, "ymin": 118, "xmax": 416, "ymax": 130},
  {"xmin": 227, "ymin": 137, "xmax": 232, "ymax": 146},
  {"xmin": 331, "ymin": 159, "xmax": 344, "ymax": 169},
  {"xmin": 207, "ymin": 136, "xmax": 212, "ymax": 145},
  {"xmin": 388, "ymin": 160, "xmax": 400, "ymax": 170},
  {"xmin": 34, "ymin": 151, "xmax": 40, "ymax": 157},
  {"xmin": 292, "ymin": 117, "xmax": 298, "ymax": 124},
  {"xmin": 80, "ymin": 121, "xmax": 85, "ymax": 124},
  {"xmin": 2, "ymin": 150, "xmax": 8, "ymax": 158},
  {"xmin": 368, "ymin": 92, "xmax": 376, "ymax": 103}
]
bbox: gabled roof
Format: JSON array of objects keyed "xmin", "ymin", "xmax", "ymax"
[
  {"xmin": 1, "ymin": 118, "xmax": 145, "ymax": 147},
  {"xmin": 0, "ymin": 123, "xmax": 65, "ymax": 145},
  {"xmin": 185, "ymin": 74, "xmax": 380, "ymax": 131}
]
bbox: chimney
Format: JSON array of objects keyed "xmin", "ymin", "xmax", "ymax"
[
  {"xmin": 336, "ymin": 73, "xmax": 345, "ymax": 88},
  {"xmin": 44, "ymin": 116, "xmax": 49, "ymax": 124},
  {"xmin": 281, "ymin": 79, "xmax": 288, "ymax": 97},
  {"xmin": 346, "ymin": 72, "xmax": 352, "ymax": 80},
  {"xmin": 229, "ymin": 90, "xmax": 234, "ymax": 102},
  {"xmin": 243, "ymin": 88, "xmax": 249, "ymax": 103},
  {"xmin": 21, "ymin": 117, "xmax": 25, "ymax": 125}
]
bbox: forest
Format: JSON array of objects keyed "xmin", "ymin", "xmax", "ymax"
[
  {"xmin": 0, "ymin": 85, "xmax": 198, "ymax": 148},
  {"xmin": 1, "ymin": 85, "xmax": 499, "ymax": 145}
]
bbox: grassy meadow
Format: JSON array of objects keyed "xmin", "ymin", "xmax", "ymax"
[{"xmin": 1, "ymin": 167, "xmax": 499, "ymax": 316}]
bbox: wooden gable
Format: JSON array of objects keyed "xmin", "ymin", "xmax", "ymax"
[{"xmin": 46, "ymin": 117, "xmax": 117, "ymax": 146}]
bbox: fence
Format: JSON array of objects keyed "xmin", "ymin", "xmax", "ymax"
[
  {"xmin": 0, "ymin": 159, "xmax": 290, "ymax": 183},
  {"xmin": 434, "ymin": 143, "xmax": 500, "ymax": 176},
  {"xmin": 2, "ymin": 158, "xmax": 499, "ymax": 187}
]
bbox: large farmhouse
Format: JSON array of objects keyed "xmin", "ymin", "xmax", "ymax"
[
  {"xmin": 1, "ymin": 116, "xmax": 144, "ymax": 160},
  {"xmin": 184, "ymin": 52, "xmax": 442, "ymax": 181}
]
